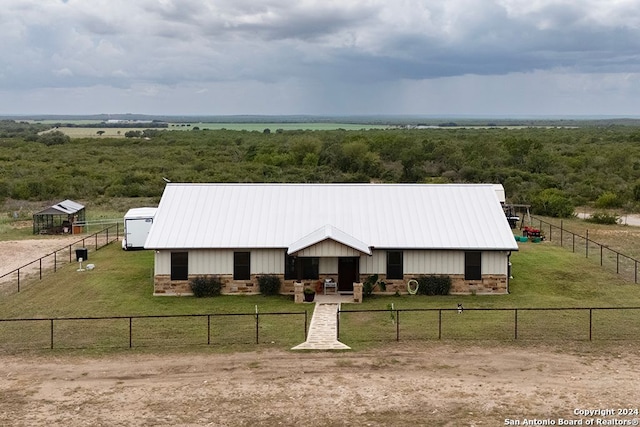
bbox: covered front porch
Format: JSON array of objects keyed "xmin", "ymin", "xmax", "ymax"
[{"xmin": 287, "ymin": 224, "xmax": 370, "ymax": 303}]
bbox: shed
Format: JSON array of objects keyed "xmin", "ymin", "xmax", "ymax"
[
  {"xmin": 33, "ymin": 199, "xmax": 85, "ymax": 235},
  {"xmin": 146, "ymin": 183, "xmax": 518, "ymax": 296}
]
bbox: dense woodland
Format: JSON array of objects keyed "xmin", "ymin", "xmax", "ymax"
[{"xmin": 1, "ymin": 120, "xmax": 640, "ymax": 217}]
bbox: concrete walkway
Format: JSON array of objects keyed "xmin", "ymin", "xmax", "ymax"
[{"xmin": 291, "ymin": 301, "xmax": 351, "ymax": 351}]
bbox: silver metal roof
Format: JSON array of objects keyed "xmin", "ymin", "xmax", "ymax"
[
  {"xmin": 35, "ymin": 199, "xmax": 85, "ymax": 216},
  {"xmin": 145, "ymin": 183, "xmax": 519, "ymax": 251}
]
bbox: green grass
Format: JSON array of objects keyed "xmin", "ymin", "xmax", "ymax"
[
  {"xmin": 2, "ymin": 239, "xmax": 640, "ymax": 351},
  {"xmin": 339, "ymin": 242, "xmax": 640, "ymax": 346},
  {"xmin": 0, "ymin": 197, "xmax": 159, "ymax": 240}
]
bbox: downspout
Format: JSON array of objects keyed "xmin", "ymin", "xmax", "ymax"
[{"xmin": 507, "ymin": 251, "xmax": 512, "ymax": 294}]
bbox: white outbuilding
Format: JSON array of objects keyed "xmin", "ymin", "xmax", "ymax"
[{"xmin": 145, "ymin": 183, "xmax": 518, "ymax": 296}]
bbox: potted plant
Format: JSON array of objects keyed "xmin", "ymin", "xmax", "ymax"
[{"xmin": 303, "ymin": 287, "xmax": 316, "ymax": 302}]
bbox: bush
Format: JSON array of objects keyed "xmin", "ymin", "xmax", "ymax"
[
  {"xmin": 37, "ymin": 130, "xmax": 70, "ymax": 146},
  {"xmin": 587, "ymin": 211, "xmax": 619, "ymax": 225},
  {"xmin": 416, "ymin": 275, "xmax": 451, "ymax": 296},
  {"xmin": 594, "ymin": 192, "xmax": 622, "ymax": 209},
  {"xmin": 531, "ymin": 188, "xmax": 575, "ymax": 218},
  {"xmin": 189, "ymin": 276, "xmax": 223, "ymax": 297},
  {"xmin": 258, "ymin": 274, "xmax": 281, "ymax": 296},
  {"xmin": 363, "ymin": 274, "xmax": 378, "ymax": 299}
]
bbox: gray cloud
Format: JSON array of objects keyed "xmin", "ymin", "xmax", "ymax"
[{"xmin": 1, "ymin": 0, "xmax": 639, "ymax": 115}]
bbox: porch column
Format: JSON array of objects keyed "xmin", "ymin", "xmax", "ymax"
[
  {"xmin": 353, "ymin": 282, "xmax": 363, "ymax": 303},
  {"xmin": 294, "ymin": 282, "xmax": 304, "ymax": 304}
]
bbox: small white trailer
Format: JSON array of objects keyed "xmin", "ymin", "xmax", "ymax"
[{"xmin": 122, "ymin": 207, "xmax": 157, "ymax": 250}]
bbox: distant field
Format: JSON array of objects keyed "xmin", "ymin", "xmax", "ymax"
[
  {"xmin": 48, "ymin": 127, "xmax": 154, "ymax": 138},
  {"xmin": 169, "ymin": 122, "xmax": 391, "ymax": 131},
  {"xmin": 45, "ymin": 123, "xmax": 390, "ymax": 137}
]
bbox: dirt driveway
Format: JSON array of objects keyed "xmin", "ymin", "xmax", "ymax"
[
  {"xmin": 1, "ymin": 343, "xmax": 639, "ymax": 427},
  {"xmin": 2, "ymin": 232, "xmax": 640, "ymax": 426}
]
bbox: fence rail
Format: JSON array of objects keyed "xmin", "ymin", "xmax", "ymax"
[
  {"xmin": 530, "ymin": 216, "xmax": 640, "ymax": 283},
  {"xmin": 338, "ymin": 307, "xmax": 640, "ymax": 343},
  {"xmin": 0, "ymin": 224, "xmax": 120, "ymax": 296},
  {"xmin": 0, "ymin": 311, "xmax": 308, "ymax": 351}
]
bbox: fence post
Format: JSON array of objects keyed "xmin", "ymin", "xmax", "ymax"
[
  {"xmin": 636, "ymin": 260, "xmax": 638, "ymax": 284},
  {"xmin": 69, "ymin": 245, "xmax": 72, "ymax": 263},
  {"xmin": 95, "ymin": 233, "xmax": 98, "ymax": 250},
  {"xmin": 207, "ymin": 315, "xmax": 211, "ymax": 345},
  {"xmin": 17, "ymin": 269, "xmax": 20, "ymax": 293},
  {"xmin": 106, "ymin": 228, "xmax": 109, "ymax": 247},
  {"xmin": 335, "ymin": 309, "xmax": 338, "ymax": 340},
  {"xmin": 514, "ymin": 309, "xmax": 518, "ymax": 340},
  {"xmin": 396, "ymin": 310, "xmax": 400, "ymax": 342},
  {"xmin": 549, "ymin": 224, "xmax": 552, "ymax": 241},
  {"xmin": 54, "ymin": 251, "xmax": 57, "ymax": 272},
  {"xmin": 438, "ymin": 309, "xmax": 442, "ymax": 339},
  {"xmin": 255, "ymin": 313, "xmax": 259, "ymax": 344},
  {"xmin": 560, "ymin": 220, "xmax": 563, "ymax": 247},
  {"xmin": 600, "ymin": 245, "xmax": 603, "ymax": 266},
  {"xmin": 586, "ymin": 230, "xmax": 589, "ymax": 258},
  {"xmin": 39, "ymin": 258, "xmax": 42, "ymax": 280},
  {"xmin": 572, "ymin": 234, "xmax": 575, "ymax": 253},
  {"xmin": 50, "ymin": 319, "xmax": 54, "ymax": 349},
  {"xmin": 616, "ymin": 253, "xmax": 620, "ymax": 274},
  {"xmin": 589, "ymin": 309, "xmax": 593, "ymax": 341},
  {"xmin": 129, "ymin": 317, "xmax": 133, "ymax": 348}
]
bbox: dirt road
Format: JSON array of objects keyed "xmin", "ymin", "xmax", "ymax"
[{"xmin": 1, "ymin": 343, "xmax": 639, "ymax": 427}]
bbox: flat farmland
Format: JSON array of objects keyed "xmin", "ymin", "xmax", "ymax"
[
  {"xmin": 168, "ymin": 122, "xmax": 391, "ymax": 131},
  {"xmin": 48, "ymin": 127, "xmax": 155, "ymax": 138}
]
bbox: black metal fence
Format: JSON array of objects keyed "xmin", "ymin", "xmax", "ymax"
[
  {"xmin": 337, "ymin": 307, "xmax": 640, "ymax": 343},
  {"xmin": 530, "ymin": 217, "xmax": 640, "ymax": 283},
  {"xmin": 0, "ymin": 311, "xmax": 308, "ymax": 351},
  {"xmin": 0, "ymin": 224, "xmax": 120, "ymax": 296}
]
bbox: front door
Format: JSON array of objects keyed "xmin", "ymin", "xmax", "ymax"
[{"xmin": 338, "ymin": 257, "xmax": 359, "ymax": 293}]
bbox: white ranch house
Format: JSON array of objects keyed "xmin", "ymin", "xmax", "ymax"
[{"xmin": 145, "ymin": 183, "xmax": 518, "ymax": 297}]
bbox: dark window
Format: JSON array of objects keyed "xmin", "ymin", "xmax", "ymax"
[
  {"xmin": 234, "ymin": 251, "xmax": 251, "ymax": 280},
  {"xmin": 170, "ymin": 252, "xmax": 188, "ymax": 280},
  {"xmin": 386, "ymin": 251, "xmax": 403, "ymax": 280},
  {"xmin": 285, "ymin": 253, "xmax": 297, "ymax": 280},
  {"xmin": 284, "ymin": 254, "xmax": 319, "ymax": 280},
  {"xmin": 465, "ymin": 251, "xmax": 482, "ymax": 280}
]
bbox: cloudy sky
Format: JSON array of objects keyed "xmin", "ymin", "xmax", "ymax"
[{"xmin": 2, "ymin": 0, "xmax": 640, "ymax": 116}]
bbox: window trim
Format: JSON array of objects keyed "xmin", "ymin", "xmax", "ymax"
[
  {"xmin": 234, "ymin": 251, "xmax": 251, "ymax": 280},
  {"xmin": 386, "ymin": 250, "xmax": 403, "ymax": 280},
  {"xmin": 284, "ymin": 253, "xmax": 319, "ymax": 280},
  {"xmin": 170, "ymin": 252, "xmax": 189, "ymax": 281},
  {"xmin": 465, "ymin": 251, "xmax": 482, "ymax": 281}
]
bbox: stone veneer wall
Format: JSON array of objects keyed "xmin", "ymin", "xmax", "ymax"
[
  {"xmin": 357, "ymin": 273, "xmax": 508, "ymax": 295},
  {"xmin": 154, "ymin": 274, "xmax": 300, "ymax": 296},
  {"xmin": 154, "ymin": 273, "xmax": 507, "ymax": 295}
]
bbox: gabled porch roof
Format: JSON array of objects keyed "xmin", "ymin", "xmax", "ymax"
[{"xmin": 287, "ymin": 224, "xmax": 372, "ymax": 256}]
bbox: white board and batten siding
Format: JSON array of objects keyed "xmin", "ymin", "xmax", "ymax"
[
  {"xmin": 155, "ymin": 248, "xmax": 508, "ymax": 277},
  {"xmin": 361, "ymin": 250, "xmax": 508, "ymax": 276},
  {"xmin": 155, "ymin": 249, "xmax": 286, "ymax": 276}
]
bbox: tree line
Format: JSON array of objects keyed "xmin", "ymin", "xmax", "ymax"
[{"xmin": 1, "ymin": 121, "xmax": 640, "ymax": 217}]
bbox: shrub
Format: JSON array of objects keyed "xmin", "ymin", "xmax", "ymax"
[
  {"xmin": 258, "ymin": 274, "xmax": 281, "ymax": 296},
  {"xmin": 416, "ymin": 275, "xmax": 451, "ymax": 296},
  {"xmin": 594, "ymin": 192, "xmax": 622, "ymax": 209},
  {"xmin": 38, "ymin": 130, "xmax": 70, "ymax": 146},
  {"xmin": 189, "ymin": 276, "xmax": 223, "ymax": 297},
  {"xmin": 363, "ymin": 274, "xmax": 378, "ymax": 299},
  {"xmin": 531, "ymin": 188, "xmax": 575, "ymax": 218},
  {"xmin": 587, "ymin": 211, "xmax": 619, "ymax": 225}
]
